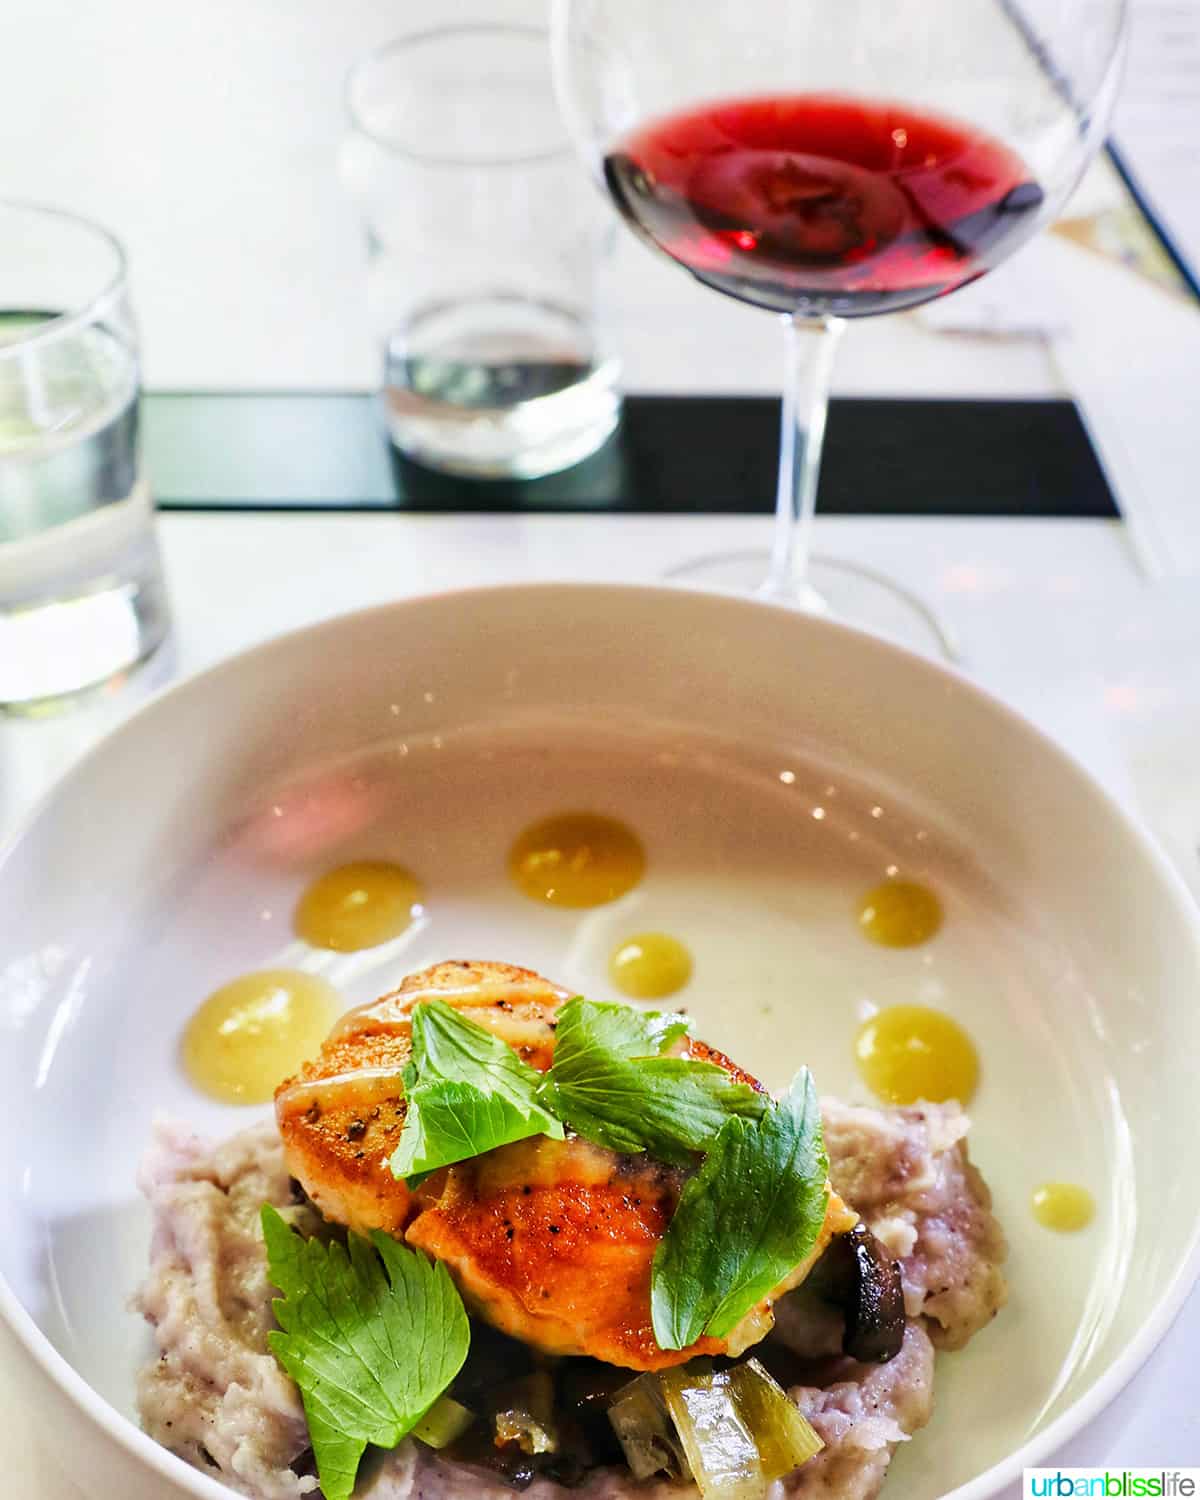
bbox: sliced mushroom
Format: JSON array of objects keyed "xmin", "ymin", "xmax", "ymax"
[
  {"xmin": 769, "ymin": 1223, "xmax": 905, "ymax": 1366},
  {"xmin": 812, "ymin": 1222, "xmax": 906, "ymax": 1363}
]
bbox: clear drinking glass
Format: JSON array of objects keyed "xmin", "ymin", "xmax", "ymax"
[
  {"xmin": 343, "ymin": 23, "xmax": 621, "ymax": 480},
  {"xmin": 552, "ymin": 0, "xmax": 1127, "ymax": 654},
  {"xmin": 0, "ymin": 201, "xmax": 169, "ymax": 710}
]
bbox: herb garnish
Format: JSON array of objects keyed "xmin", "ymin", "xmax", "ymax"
[
  {"xmin": 555, "ymin": 999, "xmax": 691, "ymax": 1059},
  {"xmin": 376, "ymin": 995, "xmax": 828, "ymax": 1358},
  {"xmin": 262, "ymin": 1205, "xmax": 470, "ymax": 1500},
  {"xmin": 537, "ymin": 998, "xmax": 768, "ymax": 1165},
  {"xmin": 389, "ymin": 998, "xmax": 563, "ymax": 1181},
  {"xmin": 649, "ymin": 1067, "xmax": 830, "ymax": 1350}
]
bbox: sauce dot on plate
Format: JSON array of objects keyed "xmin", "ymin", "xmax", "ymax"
[
  {"xmin": 855, "ymin": 1003, "xmax": 979, "ymax": 1105},
  {"xmin": 1032, "ymin": 1182, "xmax": 1095, "ymax": 1232},
  {"xmin": 295, "ymin": 860, "xmax": 423, "ymax": 951},
  {"xmin": 182, "ymin": 969, "xmax": 341, "ymax": 1105},
  {"xmin": 610, "ymin": 932, "xmax": 693, "ymax": 999},
  {"xmin": 857, "ymin": 880, "xmax": 942, "ymax": 947},
  {"xmin": 509, "ymin": 813, "xmax": 645, "ymax": 908}
]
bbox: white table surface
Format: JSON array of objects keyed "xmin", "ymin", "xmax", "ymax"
[{"xmin": 4, "ymin": 509, "xmax": 1200, "ymax": 1491}]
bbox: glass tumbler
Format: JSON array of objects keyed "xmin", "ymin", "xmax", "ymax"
[
  {"xmin": 0, "ymin": 202, "xmax": 169, "ymax": 711},
  {"xmin": 343, "ymin": 23, "xmax": 621, "ymax": 480}
]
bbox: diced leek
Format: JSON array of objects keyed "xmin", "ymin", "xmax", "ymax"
[
  {"xmin": 658, "ymin": 1368, "xmax": 765, "ymax": 1500},
  {"xmin": 727, "ymin": 1359, "xmax": 824, "ymax": 1479},
  {"xmin": 607, "ymin": 1360, "xmax": 823, "ymax": 1497},
  {"xmin": 411, "ymin": 1395, "xmax": 475, "ymax": 1450},
  {"xmin": 608, "ymin": 1373, "xmax": 693, "ymax": 1482},
  {"xmin": 490, "ymin": 1371, "xmax": 559, "ymax": 1455}
]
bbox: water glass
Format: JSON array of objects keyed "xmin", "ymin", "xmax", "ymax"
[
  {"xmin": 0, "ymin": 202, "xmax": 169, "ymax": 710},
  {"xmin": 342, "ymin": 23, "xmax": 621, "ymax": 480}
]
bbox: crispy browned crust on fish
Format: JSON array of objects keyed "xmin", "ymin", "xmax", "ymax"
[
  {"xmin": 276, "ymin": 959, "xmax": 852, "ymax": 1369},
  {"xmin": 275, "ymin": 960, "xmax": 563, "ymax": 1235}
]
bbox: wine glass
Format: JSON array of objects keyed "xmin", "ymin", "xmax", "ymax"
[{"xmin": 551, "ymin": 0, "xmax": 1127, "ymax": 655}]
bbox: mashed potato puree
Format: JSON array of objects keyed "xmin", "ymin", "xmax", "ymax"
[{"xmin": 134, "ymin": 1098, "xmax": 1004, "ymax": 1500}]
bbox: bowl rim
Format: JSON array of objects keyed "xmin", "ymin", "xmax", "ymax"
[{"xmin": 2, "ymin": 579, "xmax": 1199, "ymax": 1500}]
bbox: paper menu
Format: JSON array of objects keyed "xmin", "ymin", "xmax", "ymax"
[{"xmin": 1110, "ymin": 0, "xmax": 1200, "ymax": 292}]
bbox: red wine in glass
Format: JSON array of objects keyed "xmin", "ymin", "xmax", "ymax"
[{"xmin": 603, "ymin": 93, "xmax": 1045, "ymax": 317}]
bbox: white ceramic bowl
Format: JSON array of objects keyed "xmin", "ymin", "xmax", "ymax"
[{"xmin": 1, "ymin": 583, "xmax": 1198, "ymax": 1500}]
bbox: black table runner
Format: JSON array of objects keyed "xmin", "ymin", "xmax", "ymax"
[{"xmin": 147, "ymin": 393, "xmax": 1117, "ymax": 520}]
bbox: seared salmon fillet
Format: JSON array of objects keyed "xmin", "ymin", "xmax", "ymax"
[
  {"xmin": 276, "ymin": 959, "xmax": 854, "ymax": 1370},
  {"xmin": 276, "ymin": 960, "xmax": 562, "ymax": 1237}
]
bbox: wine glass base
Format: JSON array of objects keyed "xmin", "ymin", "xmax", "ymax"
[{"xmin": 664, "ymin": 549, "xmax": 962, "ymax": 663}]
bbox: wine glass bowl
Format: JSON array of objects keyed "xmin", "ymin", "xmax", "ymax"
[
  {"xmin": 601, "ymin": 96, "xmax": 1048, "ymax": 319},
  {"xmin": 551, "ymin": 0, "xmax": 1128, "ymax": 651}
]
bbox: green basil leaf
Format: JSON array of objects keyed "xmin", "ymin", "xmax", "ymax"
[
  {"xmin": 392, "ymin": 1078, "xmax": 557, "ymax": 1178},
  {"xmin": 409, "ymin": 997, "xmax": 551, "ymax": 1102},
  {"xmin": 650, "ymin": 1068, "xmax": 829, "ymax": 1350},
  {"xmin": 262, "ymin": 1206, "xmax": 470, "ymax": 1500},
  {"xmin": 540, "ymin": 998, "xmax": 766, "ymax": 1166},
  {"xmin": 389, "ymin": 998, "xmax": 562, "ymax": 1182},
  {"xmin": 554, "ymin": 997, "xmax": 691, "ymax": 1059}
]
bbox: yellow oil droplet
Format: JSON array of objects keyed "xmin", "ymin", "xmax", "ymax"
[
  {"xmin": 1032, "ymin": 1182, "xmax": 1095, "ymax": 1232},
  {"xmin": 855, "ymin": 1003, "xmax": 979, "ymax": 1105},
  {"xmin": 857, "ymin": 879, "xmax": 942, "ymax": 947},
  {"xmin": 610, "ymin": 932, "xmax": 693, "ymax": 1000},
  {"xmin": 182, "ymin": 970, "xmax": 341, "ymax": 1104},
  {"xmin": 295, "ymin": 860, "xmax": 423, "ymax": 951},
  {"xmin": 509, "ymin": 813, "xmax": 645, "ymax": 908}
]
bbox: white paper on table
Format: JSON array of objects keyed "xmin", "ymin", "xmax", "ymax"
[
  {"xmin": 1111, "ymin": 0, "xmax": 1200, "ymax": 292},
  {"xmin": 922, "ymin": 233, "xmax": 1200, "ymax": 580}
]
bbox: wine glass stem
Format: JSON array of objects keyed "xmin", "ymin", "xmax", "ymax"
[{"xmin": 763, "ymin": 314, "xmax": 845, "ymax": 603}]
